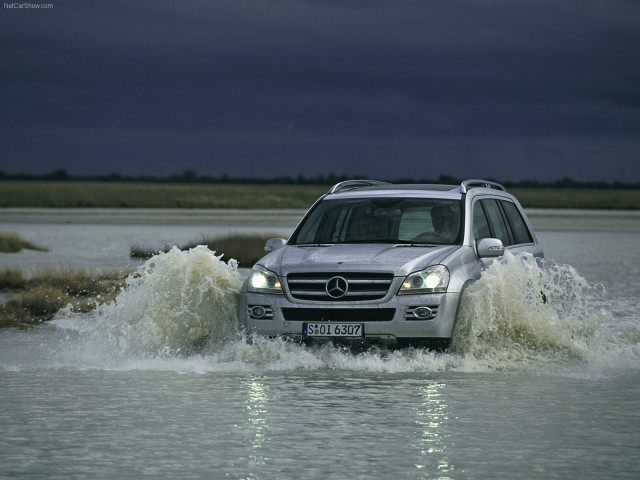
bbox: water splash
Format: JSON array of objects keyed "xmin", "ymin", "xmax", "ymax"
[
  {"xmin": 207, "ymin": 334, "xmax": 460, "ymax": 373},
  {"xmin": 451, "ymin": 251, "xmax": 613, "ymax": 365},
  {"xmin": 90, "ymin": 246, "xmax": 242, "ymax": 356},
  {"xmin": 37, "ymin": 249, "xmax": 638, "ymax": 376}
]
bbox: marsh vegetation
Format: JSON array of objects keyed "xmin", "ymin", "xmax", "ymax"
[
  {"xmin": 0, "ymin": 231, "xmax": 282, "ymax": 328},
  {"xmin": 2, "ymin": 181, "xmax": 640, "ymax": 209},
  {"xmin": 0, "ymin": 267, "xmax": 130, "ymax": 328},
  {"xmin": 130, "ymin": 232, "xmax": 282, "ymax": 267},
  {"xmin": 0, "ymin": 232, "xmax": 48, "ymax": 253},
  {"xmin": 0, "ymin": 181, "xmax": 327, "ymax": 209}
]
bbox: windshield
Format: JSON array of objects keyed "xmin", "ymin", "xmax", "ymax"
[{"xmin": 290, "ymin": 197, "xmax": 462, "ymax": 245}]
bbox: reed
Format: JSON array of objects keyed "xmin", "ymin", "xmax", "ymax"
[
  {"xmin": 1, "ymin": 180, "xmax": 640, "ymax": 209},
  {"xmin": 131, "ymin": 232, "xmax": 284, "ymax": 267},
  {"xmin": 0, "ymin": 232, "xmax": 48, "ymax": 253},
  {"xmin": 197, "ymin": 233, "xmax": 284, "ymax": 267},
  {"xmin": 0, "ymin": 268, "xmax": 27, "ymax": 290},
  {"xmin": 0, "ymin": 181, "xmax": 328, "ymax": 209},
  {"xmin": 0, "ymin": 267, "xmax": 130, "ymax": 328},
  {"xmin": 1, "ymin": 230, "xmax": 279, "ymax": 328},
  {"xmin": 29, "ymin": 267, "xmax": 126, "ymax": 297},
  {"xmin": 509, "ymin": 188, "xmax": 640, "ymax": 210}
]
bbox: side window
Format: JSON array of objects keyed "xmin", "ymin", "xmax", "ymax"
[
  {"xmin": 472, "ymin": 201, "xmax": 491, "ymax": 240},
  {"xmin": 501, "ymin": 200, "xmax": 533, "ymax": 244},
  {"xmin": 481, "ymin": 199, "xmax": 512, "ymax": 246}
]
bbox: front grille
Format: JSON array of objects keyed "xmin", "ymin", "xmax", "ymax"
[
  {"xmin": 282, "ymin": 308, "xmax": 395, "ymax": 322},
  {"xmin": 287, "ymin": 272, "xmax": 394, "ymax": 301}
]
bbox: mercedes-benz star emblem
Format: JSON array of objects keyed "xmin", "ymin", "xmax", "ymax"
[{"xmin": 326, "ymin": 276, "xmax": 349, "ymax": 299}]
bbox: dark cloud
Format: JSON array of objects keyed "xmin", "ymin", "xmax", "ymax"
[{"xmin": 1, "ymin": 0, "xmax": 639, "ymax": 181}]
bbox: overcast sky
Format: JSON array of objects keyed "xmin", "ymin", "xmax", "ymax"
[{"xmin": 1, "ymin": 0, "xmax": 639, "ymax": 182}]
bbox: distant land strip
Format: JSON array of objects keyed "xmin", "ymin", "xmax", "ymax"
[
  {"xmin": 2, "ymin": 169, "xmax": 640, "ymax": 190},
  {"xmin": 2, "ymin": 180, "xmax": 640, "ymax": 209}
]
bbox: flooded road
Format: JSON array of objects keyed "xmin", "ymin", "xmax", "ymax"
[{"xmin": 1, "ymin": 208, "xmax": 639, "ymax": 479}]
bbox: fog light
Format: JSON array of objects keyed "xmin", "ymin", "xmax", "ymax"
[
  {"xmin": 250, "ymin": 305, "xmax": 267, "ymax": 319},
  {"xmin": 412, "ymin": 306, "xmax": 433, "ymax": 320}
]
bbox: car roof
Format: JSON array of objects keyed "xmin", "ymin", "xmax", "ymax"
[
  {"xmin": 326, "ymin": 184, "xmax": 462, "ymax": 200},
  {"xmin": 323, "ymin": 179, "xmax": 512, "ymax": 201}
]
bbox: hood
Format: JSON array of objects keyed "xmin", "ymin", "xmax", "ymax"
[{"xmin": 259, "ymin": 244, "xmax": 460, "ymax": 277}]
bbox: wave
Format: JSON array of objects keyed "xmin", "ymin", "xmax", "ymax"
[
  {"xmin": 63, "ymin": 245, "xmax": 242, "ymax": 356},
  {"xmin": 452, "ymin": 252, "xmax": 605, "ymax": 360},
  {"xmin": 32, "ymin": 248, "xmax": 637, "ymax": 376}
]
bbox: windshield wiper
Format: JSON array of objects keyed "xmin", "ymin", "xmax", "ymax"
[
  {"xmin": 394, "ymin": 243, "xmax": 440, "ymax": 247},
  {"xmin": 328, "ymin": 239, "xmax": 402, "ymax": 245},
  {"xmin": 294, "ymin": 243, "xmax": 333, "ymax": 247},
  {"xmin": 293, "ymin": 240, "xmax": 442, "ymax": 247},
  {"xmin": 332, "ymin": 239, "xmax": 441, "ymax": 246}
]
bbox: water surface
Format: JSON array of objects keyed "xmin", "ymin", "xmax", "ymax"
[{"xmin": 1, "ymin": 209, "xmax": 639, "ymax": 479}]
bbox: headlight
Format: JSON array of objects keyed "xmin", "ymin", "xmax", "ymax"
[
  {"xmin": 247, "ymin": 265, "xmax": 283, "ymax": 294},
  {"xmin": 398, "ymin": 265, "xmax": 449, "ymax": 294}
]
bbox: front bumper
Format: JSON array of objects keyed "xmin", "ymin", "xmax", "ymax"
[{"xmin": 238, "ymin": 284, "xmax": 461, "ymax": 347}]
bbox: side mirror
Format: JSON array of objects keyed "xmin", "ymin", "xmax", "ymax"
[
  {"xmin": 476, "ymin": 238, "xmax": 504, "ymax": 258},
  {"xmin": 264, "ymin": 238, "xmax": 287, "ymax": 253}
]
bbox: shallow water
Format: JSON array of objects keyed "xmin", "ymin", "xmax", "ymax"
[
  {"xmin": 1, "ymin": 209, "xmax": 639, "ymax": 479},
  {"xmin": 0, "ymin": 208, "xmax": 299, "ymax": 273}
]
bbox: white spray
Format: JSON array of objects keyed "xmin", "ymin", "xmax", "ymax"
[
  {"xmin": 451, "ymin": 251, "xmax": 609, "ymax": 363},
  {"xmin": 45, "ymin": 248, "xmax": 638, "ymax": 375},
  {"xmin": 93, "ymin": 246, "xmax": 242, "ymax": 356}
]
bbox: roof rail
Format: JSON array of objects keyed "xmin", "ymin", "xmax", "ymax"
[
  {"xmin": 328, "ymin": 179, "xmax": 391, "ymax": 194},
  {"xmin": 460, "ymin": 179, "xmax": 506, "ymax": 194}
]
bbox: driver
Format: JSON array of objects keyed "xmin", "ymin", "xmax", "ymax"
[{"xmin": 412, "ymin": 206, "xmax": 455, "ymax": 243}]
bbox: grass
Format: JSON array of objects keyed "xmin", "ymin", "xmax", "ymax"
[
  {"xmin": 0, "ymin": 231, "xmax": 280, "ymax": 327},
  {"xmin": 0, "ymin": 267, "xmax": 130, "ymax": 329},
  {"xmin": 1, "ymin": 230, "xmax": 283, "ymax": 327},
  {"xmin": 1, "ymin": 180, "xmax": 639, "ymax": 209},
  {"xmin": 0, "ymin": 268, "xmax": 27, "ymax": 290},
  {"xmin": 0, "ymin": 232, "xmax": 48, "ymax": 253},
  {"xmin": 131, "ymin": 232, "xmax": 284, "ymax": 267},
  {"xmin": 509, "ymin": 188, "xmax": 640, "ymax": 210},
  {"xmin": 0, "ymin": 181, "xmax": 328, "ymax": 209}
]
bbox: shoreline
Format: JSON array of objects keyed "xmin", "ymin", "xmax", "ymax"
[
  {"xmin": 3, "ymin": 181, "xmax": 640, "ymax": 210},
  {"xmin": 1, "ymin": 207, "xmax": 639, "ymax": 232},
  {"xmin": 0, "ymin": 207, "xmax": 307, "ymax": 226}
]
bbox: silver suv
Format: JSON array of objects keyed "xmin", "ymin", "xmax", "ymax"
[{"xmin": 238, "ymin": 179, "xmax": 543, "ymax": 349}]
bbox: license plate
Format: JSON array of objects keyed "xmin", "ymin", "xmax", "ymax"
[{"xmin": 302, "ymin": 323, "xmax": 364, "ymax": 337}]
